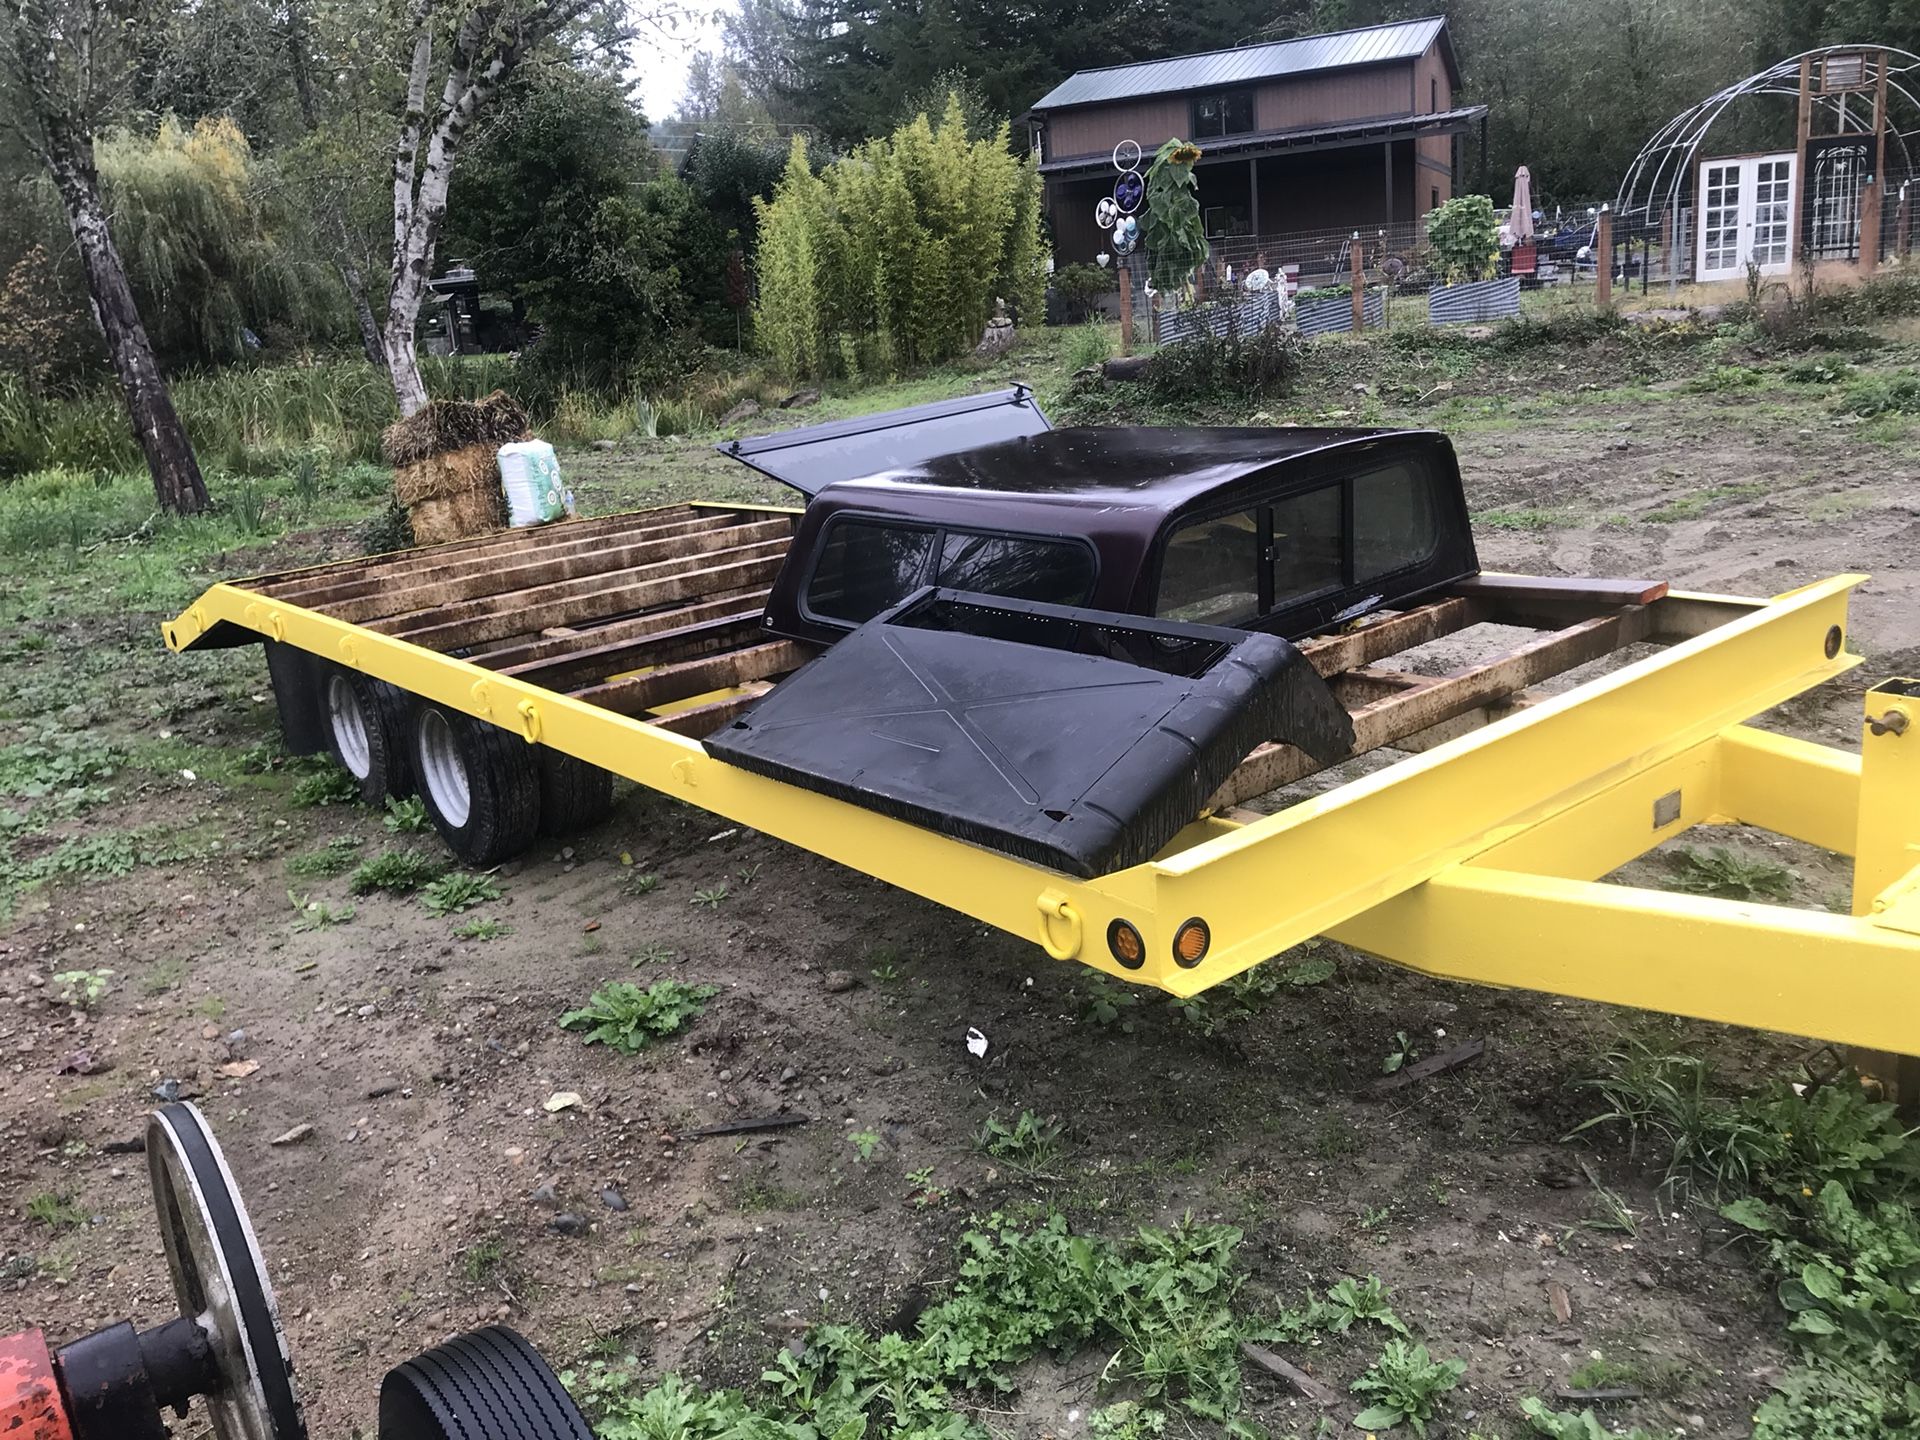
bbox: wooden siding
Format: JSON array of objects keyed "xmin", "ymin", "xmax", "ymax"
[{"xmin": 1044, "ymin": 59, "xmax": 1420, "ymax": 162}]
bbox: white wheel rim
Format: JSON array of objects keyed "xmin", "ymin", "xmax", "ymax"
[
  {"xmin": 417, "ymin": 709, "xmax": 471, "ymax": 829},
  {"xmin": 327, "ymin": 674, "xmax": 372, "ymax": 780}
]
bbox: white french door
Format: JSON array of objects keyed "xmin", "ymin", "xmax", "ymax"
[{"xmin": 1697, "ymin": 154, "xmax": 1795, "ymax": 283}]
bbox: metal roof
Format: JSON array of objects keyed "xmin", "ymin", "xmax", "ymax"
[
  {"xmin": 1037, "ymin": 104, "xmax": 1487, "ymax": 174},
  {"xmin": 1032, "ymin": 16, "xmax": 1450, "ymax": 111}
]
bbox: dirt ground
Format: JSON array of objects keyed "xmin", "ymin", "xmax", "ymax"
[{"xmin": 2, "ymin": 329, "xmax": 1917, "ymax": 1440}]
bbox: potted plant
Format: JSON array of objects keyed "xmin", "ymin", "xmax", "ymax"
[{"xmin": 1424, "ymin": 196, "xmax": 1521, "ymax": 324}]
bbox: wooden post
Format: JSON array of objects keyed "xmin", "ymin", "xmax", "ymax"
[
  {"xmin": 1117, "ymin": 261, "xmax": 1133, "ymax": 356},
  {"xmin": 1859, "ymin": 179, "xmax": 1882, "ymax": 272},
  {"xmin": 1350, "ymin": 234, "xmax": 1365, "ymax": 332},
  {"xmin": 1593, "ymin": 212, "xmax": 1611, "ymax": 306},
  {"xmin": 1659, "ymin": 210, "xmax": 1673, "ymax": 285},
  {"xmin": 1899, "ymin": 184, "xmax": 1913, "ymax": 260},
  {"xmin": 1792, "ymin": 57, "xmax": 1813, "ymax": 270}
]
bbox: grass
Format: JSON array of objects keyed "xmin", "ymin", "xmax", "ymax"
[
  {"xmin": 285, "ymin": 836, "xmax": 362, "ymax": 877},
  {"xmin": 348, "ymin": 848, "xmax": 447, "ymax": 896},
  {"xmin": 25, "ymin": 1192, "xmax": 86, "ymax": 1228},
  {"xmin": 558, "ymin": 980, "xmax": 718, "ymax": 1054}
]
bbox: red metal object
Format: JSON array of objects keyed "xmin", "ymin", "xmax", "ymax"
[{"xmin": 1, "ymin": 1330, "xmax": 76, "ymax": 1440}]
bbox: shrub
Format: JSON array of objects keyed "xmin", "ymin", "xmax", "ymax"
[
  {"xmin": 1837, "ymin": 369, "xmax": 1920, "ymax": 417},
  {"xmin": 1062, "ymin": 322, "xmax": 1113, "ymax": 371},
  {"xmin": 752, "ymin": 97, "xmax": 1046, "ymax": 379},
  {"xmin": 1424, "ymin": 195, "xmax": 1500, "ymax": 284},
  {"xmin": 1051, "ymin": 263, "xmax": 1114, "ymax": 323},
  {"xmin": 1142, "ymin": 324, "xmax": 1303, "ymax": 403}
]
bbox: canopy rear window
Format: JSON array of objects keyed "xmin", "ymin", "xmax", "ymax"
[{"xmin": 805, "ymin": 518, "xmax": 1095, "ymax": 627}]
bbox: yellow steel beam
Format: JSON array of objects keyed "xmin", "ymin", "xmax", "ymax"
[
  {"xmin": 1854, "ymin": 678, "xmax": 1920, "ymax": 915},
  {"xmin": 1328, "ymin": 862, "xmax": 1920, "ymax": 1055},
  {"xmin": 1718, "ymin": 724, "xmax": 1860, "ymax": 856},
  {"xmin": 163, "ymin": 575, "xmax": 1865, "ymax": 1002}
]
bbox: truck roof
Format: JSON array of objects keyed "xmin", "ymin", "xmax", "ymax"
[{"xmin": 812, "ymin": 425, "xmax": 1432, "ymax": 524}]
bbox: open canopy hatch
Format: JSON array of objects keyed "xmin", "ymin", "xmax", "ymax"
[
  {"xmin": 702, "ymin": 588, "xmax": 1353, "ymax": 877},
  {"xmin": 714, "ymin": 386, "xmax": 1051, "ymax": 497}
]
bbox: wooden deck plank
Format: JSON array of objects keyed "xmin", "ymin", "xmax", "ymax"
[
  {"xmin": 391, "ymin": 552, "xmax": 789, "ymax": 652},
  {"xmin": 252, "ymin": 505, "xmax": 702, "ymax": 594},
  {"xmin": 490, "ymin": 603, "xmax": 772, "ymax": 689},
  {"xmin": 573, "ymin": 640, "xmax": 813, "ymax": 717},
  {"xmin": 318, "ymin": 520, "xmax": 792, "ymax": 624},
  {"xmin": 1209, "ymin": 606, "xmax": 1656, "ymax": 809},
  {"xmin": 1295, "ymin": 597, "xmax": 1484, "ymax": 678},
  {"xmin": 649, "ymin": 684, "xmax": 774, "ymax": 738},
  {"xmin": 276, "ymin": 512, "xmax": 754, "ymax": 607}
]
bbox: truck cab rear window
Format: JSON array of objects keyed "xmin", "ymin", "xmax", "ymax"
[
  {"xmin": 806, "ymin": 518, "xmax": 1094, "ymax": 626},
  {"xmin": 1155, "ymin": 459, "xmax": 1439, "ymax": 627}
]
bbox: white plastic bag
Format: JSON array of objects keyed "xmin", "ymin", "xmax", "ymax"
[{"xmin": 497, "ymin": 440, "xmax": 573, "ymax": 526}]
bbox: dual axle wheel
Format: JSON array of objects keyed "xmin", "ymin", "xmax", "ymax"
[{"xmin": 267, "ymin": 643, "xmax": 611, "ymax": 865}]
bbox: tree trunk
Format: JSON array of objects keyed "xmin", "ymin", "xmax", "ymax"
[
  {"xmin": 46, "ymin": 137, "xmax": 207, "ymax": 513},
  {"xmin": 339, "ymin": 257, "xmax": 388, "ymax": 371},
  {"xmin": 382, "ymin": 306, "xmax": 431, "ymax": 416}
]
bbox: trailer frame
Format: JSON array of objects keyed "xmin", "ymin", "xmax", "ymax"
[{"xmin": 164, "ymin": 504, "xmax": 1920, "ymax": 1056}]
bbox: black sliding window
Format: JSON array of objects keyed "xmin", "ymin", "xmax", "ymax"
[{"xmin": 1190, "ymin": 90, "xmax": 1256, "ymax": 138}]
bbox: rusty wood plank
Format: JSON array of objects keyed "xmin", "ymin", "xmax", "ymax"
[
  {"xmin": 472, "ymin": 591, "xmax": 770, "ymax": 674},
  {"xmin": 1239, "ymin": 1343, "xmax": 1337, "ymax": 1407},
  {"xmin": 1387, "ymin": 691, "xmax": 1538, "ymax": 753},
  {"xmin": 650, "ymin": 683, "xmax": 773, "ymax": 738},
  {"xmin": 380, "ymin": 544, "xmax": 790, "ymax": 648},
  {"xmin": 1329, "ymin": 666, "xmax": 1432, "ymax": 706},
  {"xmin": 494, "ymin": 606, "xmax": 769, "ymax": 689},
  {"xmin": 318, "ymin": 520, "xmax": 792, "ymax": 624},
  {"xmin": 276, "ymin": 512, "xmax": 751, "ymax": 607},
  {"xmin": 1453, "ymin": 573, "xmax": 1668, "ymax": 608},
  {"xmin": 573, "ymin": 640, "xmax": 812, "ymax": 716},
  {"xmin": 252, "ymin": 506, "xmax": 702, "ymax": 594},
  {"xmin": 1209, "ymin": 607, "xmax": 1654, "ymax": 808},
  {"xmin": 1294, "ymin": 597, "xmax": 1483, "ymax": 678},
  {"xmin": 389, "ymin": 552, "xmax": 787, "ymax": 652},
  {"xmin": 1368, "ymin": 1037, "xmax": 1486, "ymax": 1096}
]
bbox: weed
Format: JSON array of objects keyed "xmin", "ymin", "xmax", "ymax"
[
  {"xmin": 692, "ymin": 884, "xmax": 729, "ymax": 908},
  {"xmin": 289, "ymin": 891, "xmax": 355, "ymax": 931},
  {"xmin": 1784, "ymin": 356, "xmax": 1851, "ymax": 385},
  {"xmin": 1359, "ymin": 1204, "xmax": 1391, "ymax": 1231},
  {"xmin": 290, "ymin": 764, "xmax": 360, "ymax": 807},
  {"xmin": 51, "ymin": 968, "xmax": 112, "ymax": 1009},
  {"xmin": 1349, "ymin": 1339, "xmax": 1466, "ymax": 1436},
  {"xmin": 1080, "ymin": 972, "xmax": 1142, "ymax": 1031},
  {"xmin": 624, "ymin": 871, "xmax": 660, "ymax": 896},
  {"xmin": 559, "ymin": 980, "xmax": 718, "ymax": 1054},
  {"xmin": 1520, "ymin": 1398, "xmax": 1662, "ymax": 1439},
  {"xmin": 1269, "ymin": 1273, "xmax": 1411, "ymax": 1343},
  {"xmin": 383, "ymin": 794, "xmax": 429, "ymax": 832},
  {"xmin": 1382, "ymin": 1029, "xmax": 1417, "ymax": 1074},
  {"xmin": 1666, "ymin": 844, "xmax": 1794, "ymax": 901},
  {"xmin": 1836, "ymin": 369, "xmax": 1920, "ymax": 417},
  {"xmin": 285, "ymin": 836, "xmax": 362, "ymax": 877},
  {"xmin": 1063, "ymin": 322, "xmax": 1114, "ymax": 371},
  {"xmin": 348, "ymin": 849, "xmax": 446, "ymax": 896},
  {"xmin": 1684, "ymin": 363, "xmax": 1765, "ymax": 393},
  {"xmin": 735, "ymin": 863, "xmax": 760, "ymax": 886},
  {"xmin": 975, "ymin": 1110, "xmax": 1062, "ymax": 1172},
  {"xmin": 1087, "ymin": 1401, "xmax": 1167, "ymax": 1440},
  {"xmin": 631, "ymin": 943, "xmax": 675, "ymax": 966},
  {"xmin": 870, "ymin": 960, "xmax": 901, "ymax": 983},
  {"xmin": 453, "ymin": 917, "xmax": 510, "ymax": 941},
  {"xmin": 25, "ymin": 1193, "xmax": 85, "ymax": 1229},
  {"xmin": 460, "ymin": 1238, "xmax": 506, "ymax": 1284},
  {"xmin": 849, "ymin": 1129, "xmax": 882, "ymax": 1161},
  {"xmin": 420, "ymin": 871, "xmax": 502, "ymax": 915}
]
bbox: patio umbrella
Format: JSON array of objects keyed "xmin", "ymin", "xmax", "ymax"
[{"xmin": 1510, "ymin": 167, "xmax": 1536, "ymax": 243}]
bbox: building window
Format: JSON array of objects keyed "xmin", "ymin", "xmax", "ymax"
[
  {"xmin": 1430, "ymin": 186, "xmax": 1440, "ymax": 211},
  {"xmin": 1190, "ymin": 90, "xmax": 1255, "ymax": 138},
  {"xmin": 1430, "ymin": 76, "xmax": 1438, "ymax": 111},
  {"xmin": 1204, "ymin": 204, "xmax": 1250, "ymax": 238}
]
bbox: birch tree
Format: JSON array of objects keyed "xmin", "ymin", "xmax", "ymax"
[
  {"xmin": 381, "ymin": 0, "xmax": 605, "ymax": 415},
  {"xmin": 2, "ymin": 0, "xmax": 209, "ymax": 512}
]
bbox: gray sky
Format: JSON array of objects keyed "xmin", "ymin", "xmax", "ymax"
[{"xmin": 631, "ymin": 0, "xmax": 736, "ymax": 122}]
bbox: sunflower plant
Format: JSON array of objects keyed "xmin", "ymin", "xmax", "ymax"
[{"xmin": 1142, "ymin": 138, "xmax": 1209, "ymax": 301}]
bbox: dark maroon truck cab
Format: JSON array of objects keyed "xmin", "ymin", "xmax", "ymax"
[{"xmin": 758, "ymin": 425, "xmax": 1479, "ymax": 646}]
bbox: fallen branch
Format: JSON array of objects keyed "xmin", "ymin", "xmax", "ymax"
[
  {"xmin": 1239, "ymin": 1342, "xmax": 1337, "ymax": 1406},
  {"xmin": 1368, "ymin": 1038, "xmax": 1486, "ymax": 1097}
]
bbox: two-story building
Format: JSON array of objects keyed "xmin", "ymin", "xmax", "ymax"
[{"xmin": 1028, "ymin": 16, "xmax": 1486, "ymax": 280}]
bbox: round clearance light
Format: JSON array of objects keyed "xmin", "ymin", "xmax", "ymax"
[
  {"xmin": 1107, "ymin": 919, "xmax": 1145, "ymax": 970},
  {"xmin": 1172, "ymin": 918, "xmax": 1211, "ymax": 968}
]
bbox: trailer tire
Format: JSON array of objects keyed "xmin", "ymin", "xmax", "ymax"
[
  {"xmin": 264, "ymin": 640, "xmax": 330, "ymax": 756},
  {"xmin": 380, "ymin": 1324, "xmax": 593, "ymax": 1440},
  {"xmin": 323, "ymin": 667, "xmax": 415, "ymax": 803},
  {"xmin": 537, "ymin": 751, "xmax": 615, "ymax": 837},
  {"xmin": 412, "ymin": 705, "xmax": 541, "ymax": 867}
]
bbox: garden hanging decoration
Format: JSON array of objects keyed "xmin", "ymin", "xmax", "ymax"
[{"xmin": 1092, "ymin": 140, "xmax": 1147, "ymax": 260}]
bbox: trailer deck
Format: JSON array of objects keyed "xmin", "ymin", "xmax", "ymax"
[{"xmin": 165, "ymin": 503, "xmax": 1920, "ymax": 1057}]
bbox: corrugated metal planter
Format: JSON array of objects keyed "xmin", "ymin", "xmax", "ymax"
[
  {"xmin": 1294, "ymin": 288, "xmax": 1384, "ymax": 338},
  {"xmin": 1153, "ymin": 291, "xmax": 1282, "ymax": 345},
  {"xmin": 1427, "ymin": 275, "xmax": 1522, "ymax": 325}
]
